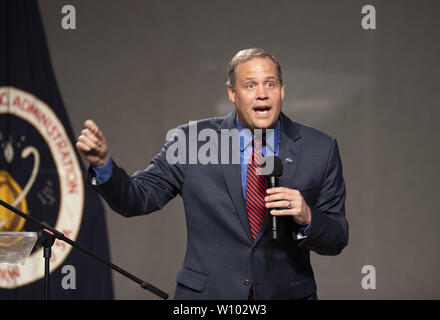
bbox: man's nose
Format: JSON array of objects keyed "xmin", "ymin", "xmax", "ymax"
[{"xmin": 256, "ymin": 85, "xmax": 269, "ymax": 100}]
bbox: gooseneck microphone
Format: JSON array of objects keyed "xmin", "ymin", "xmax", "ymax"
[{"xmin": 262, "ymin": 156, "xmax": 283, "ymax": 240}]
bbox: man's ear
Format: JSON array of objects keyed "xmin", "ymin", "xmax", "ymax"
[
  {"xmin": 281, "ymin": 83, "xmax": 285, "ymax": 101},
  {"xmin": 227, "ymin": 85, "xmax": 236, "ymax": 104}
]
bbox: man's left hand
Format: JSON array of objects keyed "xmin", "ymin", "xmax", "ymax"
[{"xmin": 265, "ymin": 187, "xmax": 311, "ymax": 226}]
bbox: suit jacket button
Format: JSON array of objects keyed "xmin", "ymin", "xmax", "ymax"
[{"xmin": 243, "ymin": 279, "xmax": 250, "ymax": 286}]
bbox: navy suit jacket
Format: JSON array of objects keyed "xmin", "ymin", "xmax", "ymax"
[{"xmin": 88, "ymin": 111, "xmax": 348, "ymax": 300}]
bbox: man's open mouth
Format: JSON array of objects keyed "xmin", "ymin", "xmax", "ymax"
[{"xmin": 253, "ymin": 106, "xmax": 272, "ymax": 116}]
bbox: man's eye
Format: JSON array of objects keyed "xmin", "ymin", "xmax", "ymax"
[
  {"xmin": 246, "ymin": 84, "xmax": 255, "ymax": 89},
  {"xmin": 267, "ymin": 82, "xmax": 275, "ymax": 88}
]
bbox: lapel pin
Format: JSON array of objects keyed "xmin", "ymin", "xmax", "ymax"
[{"xmin": 285, "ymin": 158, "xmax": 294, "ymax": 164}]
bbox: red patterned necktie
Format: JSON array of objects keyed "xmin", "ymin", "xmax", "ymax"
[{"xmin": 245, "ymin": 138, "xmax": 267, "ymax": 239}]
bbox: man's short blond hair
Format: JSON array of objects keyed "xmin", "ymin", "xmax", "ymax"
[{"xmin": 226, "ymin": 48, "xmax": 283, "ymax": 88}]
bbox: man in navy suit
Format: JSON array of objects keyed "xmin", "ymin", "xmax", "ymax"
[{"xmin": 76, "ymin": 48, "xmax": 348, "ymax": 300}]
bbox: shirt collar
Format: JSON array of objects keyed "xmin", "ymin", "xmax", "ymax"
[{"xmin": 235, "ymin": 116, "xmax": 280, "ymax": 154}]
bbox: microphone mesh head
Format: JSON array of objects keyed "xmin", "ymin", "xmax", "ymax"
[{"xmin": 262, "ymin": 156, "xmax": 283, "ymax": 177}]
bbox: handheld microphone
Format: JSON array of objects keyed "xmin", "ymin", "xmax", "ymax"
[{"xmin": 262, "ymin": 156, "xmax": 283, "ymax": 240}]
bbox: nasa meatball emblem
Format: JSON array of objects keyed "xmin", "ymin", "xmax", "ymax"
[{"xmin": 0, "ymin": 86, "xmax": 83, "ymax": 288}]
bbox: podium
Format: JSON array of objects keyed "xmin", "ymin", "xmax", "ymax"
[
  {"xmin": 0, "ymin": 199, "xmax": 168, "ymax": 299},
  {"xmin": 0, "ymin": 232, "xmax": 37, "ymax": 265}
]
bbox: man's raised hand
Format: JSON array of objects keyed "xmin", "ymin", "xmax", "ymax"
[{"xmin": 76, "ymin": 119, "xmax": 109, "ymax": 167}]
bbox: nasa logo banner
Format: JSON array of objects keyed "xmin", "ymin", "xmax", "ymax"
[
  {"xmin": 0, "ymin": 0, "xmax": 113, "ymax": 299},
  {"xmin": 0, "ymin": 87, "xmax": 83, "ymax": 287}
]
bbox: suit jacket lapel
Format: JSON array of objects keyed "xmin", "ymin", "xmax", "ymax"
[
  {"xmin": 278, "ymin": 112, "xmax": 302, "ymax": 188},
  {"xmin": 218, "ymin": 111, "xmax": 253, "ymax": 243}
]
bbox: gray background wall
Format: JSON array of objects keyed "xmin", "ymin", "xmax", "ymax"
[{"xmin": 37, "ymin": 0, "xmax": 440, "ymax": 299}]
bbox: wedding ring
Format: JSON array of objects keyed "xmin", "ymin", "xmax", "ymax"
[{"xmin": 287, "ymin": 201, "xmax": 291, "ymax": 208}]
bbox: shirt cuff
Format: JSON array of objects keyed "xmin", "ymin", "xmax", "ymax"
[
  {"xmin": 295, "ymin": 224, "xmax": 311, "ymax": 240},
  {"xmin": 91, "ymin": 156, "xmax": 113, "ymax": 184},
  {"xmin": 302, "ymin": 224, "xmax": 311, "ymax": 236}
]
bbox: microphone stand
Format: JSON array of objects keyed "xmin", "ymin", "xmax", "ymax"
[{"xmin": 0, "ymin": 198, "xmax": 168, "ymax": 300}]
